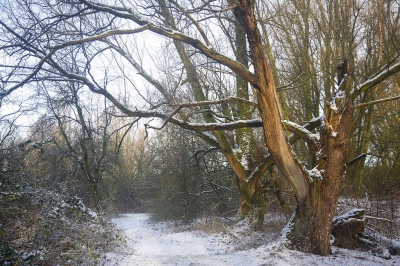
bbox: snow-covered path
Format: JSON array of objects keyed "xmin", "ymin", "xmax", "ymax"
[
  {"xmin": 104, "ymin": 213, "xmax": 398, "ymax": 266},
  {"xmin": 105, "ymin": 213, "xmax": 261, "ymax": 265}
]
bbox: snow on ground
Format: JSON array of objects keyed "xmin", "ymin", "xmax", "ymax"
[{"xmin": 104, "ymin": 213, "xmax": 399, "ymax": 266}]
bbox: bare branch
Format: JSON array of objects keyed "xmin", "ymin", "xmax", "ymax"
[
  {"xmin": 111, "ymin": 106, "xmax": 263, "ymax": 131},
  {"xmin": 51, "ymin": 27, "xmax": 150, "ymax": 50},
  {"xmin": 203, "ymin": 5, "xmax": 238, "ymax": 13},
  {"xmin": 352, "ymin": 61, "xmax": 400, "ymax": 100},
  {"xmin": 169, "ymin": 0, "xmax": 211, "ymax": 46},
  {"xmin": 79, "ymin": 0, "xmax": 258, "ymax": 85},
  {"xmin": 0, "ymin": 27, "xmax": 149, "ymax": 99},
  {"xmin": 353, "ymin": 95, "xmax": 400, "ymax": 109},
  {"xmin": 170, "ymin": 97, "xmax": 259, "ymax": 109},
  {"xmin": 282, "ymin": 120, "xmax": 320, "ymax": 147},
  {"xmin": 106, "ymin": 41, "xmax": 171, "ymax": 100}
]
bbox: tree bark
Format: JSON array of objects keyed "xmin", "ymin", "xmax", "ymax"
[
  {"xmin": 234, "ymin": 0, "xmax": 309, "ymax": 201},
  {"xmin": 238, "ymin": 178, "xmax": 265, "ymax": 229},
  {"xmin": 232, "ymin": 6, "xmax": 265, "ymax": 227},
  {"xmin": 283, "ymin": 60, "xmax": 353, "ymax": 255},
  {"xmin": 232, "ymin": 1, "xmax": 358, "ymax": 254}
]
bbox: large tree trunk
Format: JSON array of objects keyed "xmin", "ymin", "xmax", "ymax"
[
  {"xmin": 232, "ymin": 5, "xmax": 265, "ymax": 228},
  {"xmin": 234, "ymin": 1, "xmax": 353, "ymax": 254},
  {"xmin": 284, "ymin": 129, "xmax": 349, "ymax": 254},
  {"xmin": 286, "ymin": 183, "xmax": 341, "ymax": 254},
  {"xmin": 283, "ymin": 61, "xmax": 353, "ymax": 255}
]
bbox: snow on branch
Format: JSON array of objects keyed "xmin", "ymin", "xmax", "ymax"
[
  {"xmin": 170, "ymin": 97, "xmax": 259, "ymax": 109},
  {"xmin": 282, "ymin": 120, "xmax": 320, "ymax": 145},
  {"xmin": 246, "ymin": 117, "xmax": 323, "ymax": 184},
  {"xmin": 196, "ymin": 131, "xmax": 219, "ymax": 147},
  {"xmin": 353, "ymin": 95, "xmax": 400, "ymax": 109},
  {"xmin": 352, "ymin": 61, "xmax": 400, "ymax": 100},
  {"xmin": 110, "ymin": 107, "xmax": 263, "ymax": 131},
  {"xmin": 306, "ymin": 166, "xmax": 324, "ymax": 180},
  {"xmin": 167, "ymin": 119, "xmax": 263, "ymax": 131},
  {"xmin": 50, "ymin": 27, "xmax": 150, "ymax": 50}
]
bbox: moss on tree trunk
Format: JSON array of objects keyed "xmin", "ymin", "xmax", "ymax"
[{"xmin": 238, "ymin": 178, "xmax": 265, "ymax": 230}]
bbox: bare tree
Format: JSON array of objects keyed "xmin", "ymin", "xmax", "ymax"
[{"xmin": 36, "ymin": 79, "xmax": 135, "ymax": 211}]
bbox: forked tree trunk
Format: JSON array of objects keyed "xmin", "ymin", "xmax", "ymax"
[
  {"xmin": 234, "ymin": 1, "xmax": 353, "ymax": 254},
  {"xmin": 283, "ymin": 62, "xmax": 353, "ymax": 255}
]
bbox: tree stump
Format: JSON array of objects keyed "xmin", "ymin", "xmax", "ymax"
[{"xmin": 331, "ymin": 208, "xmax": 366, "ymax": 249}]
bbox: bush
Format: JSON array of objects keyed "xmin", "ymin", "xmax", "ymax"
[{"xmin": 0, "ymin": 141, "xmax": 120, "ymax": 265}]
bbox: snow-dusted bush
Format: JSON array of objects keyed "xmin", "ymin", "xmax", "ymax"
[
  {"xmin": 0, "ymin": 141, "xmax": 121, "ymax": 265},
  {"xmin": 1, "ymin": 187, "xmax": 120, "ymax": 265}
]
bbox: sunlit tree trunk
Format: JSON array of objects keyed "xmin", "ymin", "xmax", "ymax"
[
  {"xmin": 256, "ymin": 2, "xmax": 289, "ymax": 120},
  {"xmin": 234, "ymin": 1, "xmax": 354, "ymax": 254},
  {"xmin": 287, "ymin": 62, "xmax": 353, "ymax": 254}
]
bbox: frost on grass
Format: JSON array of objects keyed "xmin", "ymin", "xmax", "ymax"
[{"xmin": 62, "ymin": 196, "xmax": 97, "ymax": 219}]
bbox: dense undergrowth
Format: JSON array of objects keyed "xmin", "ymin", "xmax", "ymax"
[
  {"xmin": 0, "ymin": 141, "xmax": 122, "ymax": 265},
  {"xmin": 0, "ymin": 188, "xmax": 121, "ymax": 265}
]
